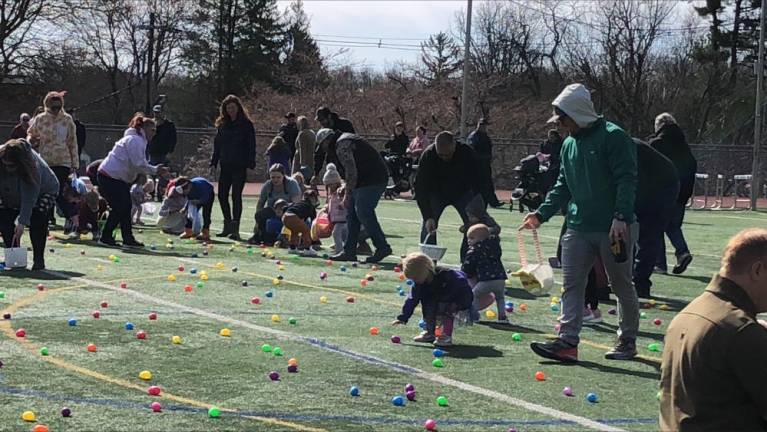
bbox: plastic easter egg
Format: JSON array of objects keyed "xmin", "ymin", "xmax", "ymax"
[
  {"xmin": 349, "ymin": 386, "xmax": 360, "ymax": 397},
  {"xmin": 653, "ymin": 318, "xmax": 662, "ymax": 326},
  {"xmin": 266, "ymin": 291, "xmax": 274, "ymax": 298},
  {"xmin": 288, "ymin": 317, "xmax": 297, "ymax": 325},
  {"xmin": 37, "ymin": 284, "xmax": 45, "ymax": 291},
  {"xmin": 232, "ymin": 266, "xmax": 238, "ymax": 272},
  {"xmin": 125, "ymin": 322, "xmax": 135, "ymax": 330},
  {"xmin": 288, "ymin": 358, "xmax": 298, "ymax": 366},
  {"xmin": 167, "ymin": 274, "xmax": 176, "ymax": 282},
  {"xmin": 261, "ymin": 344, "xmax": 272, "ymax": 353},
  {"xmin": 136, "ymin": 330, "xmax": 147, "ymax": 339},
  {"xmin": 22, "ymin": 411, "xmax": 36, "ymax": 421},
  {"xmin": 340, "ymin": 266, "xmax": 347, "ymax": 272},
  {"xmin": 92, "ymin": 310, "xmax": 100, "ymax": 319},
  {"xmin": 432, "ymin": 348, "xmax": 444, "ymax": 357},
  {"xmin": 587, "ymin": 393, "xmax": 598, "ymax": 403},
  {"xmin": 220, "ymin": 328, "xmax": 231, "ymax": 337},
  {"xmin": 287, "ymin": 365, "xmax": 298, "ymax": 373},
  {"xmin": 360, "ymin": 279, "xmax": 368, "ymax": 288},
  {"xmin": 320, "ymin": 296, "xmax": 328, "ymax": 304},
  {"xmin": 100, "ymin": 301, "xmax": 109, "ymax": 308},
  {"xmin": 406, "ymin": 279, "xmax": 414, "ymax": 286},
  {"xmin": 148, "ymin": 312, "xmax": 157, "ymax": 320},
  {"xmin": 40, "ymin": 347, "xmax": 49, "ymax": 356},
  {"xmin": 87, "ymin": 343, "xmax": 97, "ymax": 352},
  {"xmin": 535, "ymin": 371, "xmax": 545, "ymax": 381},
  {"xmin": 148, "ymin": 385, "xmax": 161, "ymax": 396},
  {"xmin": 519, "ymin": 304, "xmax": 528, "ymax": 311},
  {"xmin": 16, "ymin": 328, "xmax": 26, "ymax": 337},
  {"xmin": 319, "ymin": 272, "xmax": 328, "ymax": 280},
  {"xmin": 178, "ymin": 265, "xmax": 185, "ymax": 272},
  {"xmin": 392, "ymin": 395, "xmax": 405, "ymax": 406},
  {"xmin": 120, "ymin": 282, "xmax": 127, "ymax": 289},
  {"xmin": 196, "ymin": 281, "xmax": 204, "ymax": 289},
  {"xmin": 0, "ymin": 291, "xmax": 4, "ymax": 299},
  {"xmin": 511, "ymin": 333, "xmax": 522, "ymax": 342},
  {"xmin": 399, "ymin": 274, "xmax": 406, "ymax": 281},
  {"xmin": 563, "ymin": 386, "xmax": 573, "ymax": 397},
  {"xmin": 272, "ymin": 278, "xmax": 280, "ymax": 286},
  {"xmin": 486, "ymin": 310, "xmax": 497, "ymax": 319},
  {"xmin": 432, "ymin": 358, "xmax": 444, "ymax": 368},
  {"xmin": 251, "ymin": 297, "xmax": 261, "ymax": 305},
  {"xmin": 208, "ymin": 407, "xmax": 221, "ymax": 418},
  {"xmin": 172, "ymin": 336, "xmax": 182, "ymax": 344},
  {"xmin": 369, "ymin": 327, "xmax": 380, "ymax": 335},
  {"xmin": 268, "ymin": 371, "xmax": 280, "ymax": 381},
  {"xmin": 346, "ymin": 296, "xmax": 355, "ymax": 303},
  {"xmin": 390, "ymin": 335, "xmax": 401, "ymax": 344},
  {"xmin": 406, "ymin": 390, "xmax": 417, "ymax": 401},
  {"xmin": 190, "ymin": 268, "xmax": 197, "ymax": 274},
  {"xmin": 271, "ymin": 314, "xmax": 281, "ymax": 323},
  {"xmin": 200, "ymin": 274, "xmax": 209, "ymax": 281},
  {"xmin": 150, "ymin": 401, "xmax": 162, "ymax": 412},
  {"xmin": 241, "ymin": 280, "xmax": 249, "ymax": 287},
  {"xmin": 273, "ymin": 347, "xmax": 283, "ymax": 356},
  {"xmin": 184, "ymin": 285, "xmax": 193, "ymax": 292},
  {"xmin": 61, "ymin": 407, "xmax": 71, "ymax": 417},
  {"xmin": 419, "ymin": 319, "xmax": 427, "ymax": 329},
  {"xmin": 68, "ymin": 319, "xmax": 77, "ymax": 326},
  {"xmin": 648, "ymin": 343, "xmax": 661, "ymax": 352},
  {"xmin": 425, "ymin": 419, "xmax": 437, "ymax": 431},
  {"xmin": 436, "ymin": 395, "xmax": 448, "ymax": 407},
  {"xmin": 139, "ymin": 370, "xmax": 152, "ymax": 380}
]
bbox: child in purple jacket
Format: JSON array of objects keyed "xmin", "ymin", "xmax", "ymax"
[{"xmin": 392, "ymin": 252, "xmax": 473, "ymax": 347}]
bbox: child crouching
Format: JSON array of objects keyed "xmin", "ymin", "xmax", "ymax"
[
  {"xmin": 77, "ymin": 190, "xmax": 107, "ymax": 241},
  {"xmin": 174, "ymin": 177, "xmax": 215, "ymax": 241},
  {"xmin": 282, "ymin": 190, "xmax": 320, "ymax": 255},
  {"xmin": 462, "ymin": 224, "xmax": 508, "ymax": 323},
  {"xmin": 130, "ymin": 174, "xmax": 154, "ymax": 225},
  {"xmin": 392, "ymin": 252, "xmax": 473, "ymax": 347}
]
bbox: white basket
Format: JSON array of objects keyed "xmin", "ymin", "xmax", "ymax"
[
  {"xmin": 4, "ymin": 247, "xmax": 27, "ymax": 269},
  {"xmin": 419, "ymin": 232, "xmax": 447, "ymax": 261},
  {"xmin": 512, "ymin": 229, "xmax": 554, "ymax": 296}
]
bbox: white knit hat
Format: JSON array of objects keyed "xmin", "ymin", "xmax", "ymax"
[
  {"xmin": 547, "ymin": 84, "xmax": 599, "ymax": 128},
  {"xmin": 323, "ymin": 163, "xmax": 342, "ymax": 185}
]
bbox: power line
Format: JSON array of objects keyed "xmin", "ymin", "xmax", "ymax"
[
  {"xmin": 314, "ymin": 33, "xmax": 428, "ymax": 41},
  {"xmin": 314, "ymin": 38, "xmax": 422, "ymax": 49}
]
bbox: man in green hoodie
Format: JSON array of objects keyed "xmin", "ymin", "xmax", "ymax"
[{"xmin": 521, "ymin": 83, "xmax": 640, "ymax": 362}]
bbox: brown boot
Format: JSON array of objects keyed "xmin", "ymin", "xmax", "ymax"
[
  {"xmin": 179, "ymin": 228, "xmax": 195, "ymax": 239},
  {"xmin": 196, "ymin": 229, "xmax": 211, "ymax": 242}
]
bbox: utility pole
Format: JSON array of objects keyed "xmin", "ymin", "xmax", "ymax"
[
  {"xmin": 752, "ymin": 2, "xmax": 766, "ymax": 210},
  {"xmin": 459, "ymin": 0, "xmax": 473, "ymax": 140},
  {"xmin": 145, "ymin": 12, "xmax": 156, "ymax": 115}
]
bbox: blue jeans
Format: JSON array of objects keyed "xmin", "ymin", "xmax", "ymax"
[
  {"xmin": 344, "ymin": 183, "xmax": 389, "ymax": 255},
  {"xmin": 656, "ymin": 202, "xmax": 691, "ymax": 271},
  {"xmin": 420, "ymin": 191, "xmax": 474, "ymax": 261}
]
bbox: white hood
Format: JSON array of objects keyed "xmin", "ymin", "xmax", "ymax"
[{"xmin": 548, "ymin": 84, "xmax": 599, "ymax": 128}]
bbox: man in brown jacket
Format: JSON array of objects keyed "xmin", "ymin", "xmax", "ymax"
[{"xmin": 660, "ymin": 228, "xmax": 767, "ymax": 431}]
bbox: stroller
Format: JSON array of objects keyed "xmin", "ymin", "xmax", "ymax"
[
  {"xmin": 383, "ymin": 154, "xmax": 416, "ymax": 199},
  {"xmin": 510, "ymin": 154, "xmax": 550, "ymax": 213}
]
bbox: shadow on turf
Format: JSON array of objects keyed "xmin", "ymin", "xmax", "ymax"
[
  {"xmin": 0, "ymin": 269, "xmax": 85, "ymax": 280},
  {"xmin": 504, "ymin": 288, "xmax": 540, "ymax": 300},
  {"xmin": 476, "ymin": 321, "xmax": 546, "ymax": 335},
  {"xmin": 668, "ymin": 273, "xmax": 714, "ymax": 285},
  {"xmin": 406, "ymin": 342, "xmax": 504, "ymax": 359},
  {"xmin": 540, "ymin": 358, "xmax": 660, "ymax": 380},
  {"xmin": 588, "ymin": 322, "xmax": 665, "ymax": 342}
]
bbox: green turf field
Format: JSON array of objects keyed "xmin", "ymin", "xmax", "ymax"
[{"xmin": 1, "ymin": 198, "xmax": 765, "ymax": 432}]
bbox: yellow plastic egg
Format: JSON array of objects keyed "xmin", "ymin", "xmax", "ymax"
[
  {"xmin": 271, "ymin": 314, "xmax": 281, "ymax": 323},
  {"xmin": 22, "ymin": 411, "xmax": 35, "ymax": 422},
  {"xmin": 139, "ymin": 370, "xmax": 153, "ymax": 380},
  {"xmin": 486, "ymin": 310, "xmax": 497, "ymax": 319},
  {"xmin": 219, "ymin": 328, "xmax": 231, "ymax": 337},
  {"xmin": 172, "ymin": 336, "xmax": 182, "ymax": 345}
]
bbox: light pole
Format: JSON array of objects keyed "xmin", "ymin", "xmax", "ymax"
[
  {"xmin": 459, "ymin": 0, "xmax": 473, "ymax": 140},
  {"xmin": 752, "ymin": 2, "xmax": 766, "ymax": 210}
]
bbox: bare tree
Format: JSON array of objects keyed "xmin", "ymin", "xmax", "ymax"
[
  {"xmin": 417, "ymin": 31, "xmax": 462, "ymax": 85},
  {"xmin": 0, "ymin": 0, "xmax": 46, "ymax": 81}
]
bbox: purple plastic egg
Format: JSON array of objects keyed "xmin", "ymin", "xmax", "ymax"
[
  {"xmin": 405, "ymin": 383, "xmax": 415, "ymax": 392},
  {"xmin": 391, "ymin": 335, "xmax": 401, "ymax": 344},
  {"xmin": 287, "ymin": 365, "xmax": 298, "ymax": 373},
  {"xmin": 406, "ymin": 390, "xmax": 417, "ymax": 401},
  {"xmin": 268, "ymin": 371, "xmax": 280, "ymax": 381}
]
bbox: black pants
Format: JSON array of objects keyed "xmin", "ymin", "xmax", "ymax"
[
  {"xmin": 50, "ymin": 166, "xmax": 72, "ymax": 220},
  {"xmin": 186, "ymin": 199, "xmax": 214, "ymax": 230},
  {"xmin": 0, "ymin": 207, "xmax": 49, "ymax": 266},
  {"xmin": 218, "ymin": 165, "xmax": 247, "ymax": 223},
  {"xmin": 420, "ymin": 191, "xmax": 473, "ymax": 261},
  {"xmin": 477, "ymin": 158, "xmax": 500, "ymax": 206},
  {"xmin": 634, "ymin": 187, "xmax": 677, "ymax": 293},
  {"xmin": 98, "ymin": 173, "xmax": 135, "ymax": 243}
]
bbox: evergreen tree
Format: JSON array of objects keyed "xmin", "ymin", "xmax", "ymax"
[
  {"xmin": 417, "ymin": 32, "xmax": 462, "ymax": 85},
  {"xmin": 239, "ymin": 0, "xmax": 285, "ymax": 87},
  {"xmin": 281, "ymin": 0, "xmax": 327, "ymax": 91}
]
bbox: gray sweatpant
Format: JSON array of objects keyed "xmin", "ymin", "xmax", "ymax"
[
  {"xmin": 559, "ymin": 224, "xmax": 639, "ymax": 345},
  {"xmin": 472, "ymin": 280, "xmax": 507, "ymax": 319}
]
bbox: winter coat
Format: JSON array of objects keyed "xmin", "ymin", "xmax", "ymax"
[
  {"xmin": 279, "ymin": 123, "xmax": 299, "ymax": 156},
  {"xmin": 415, "ymin": 143, "xmax": 482, "ymax": 220},
  {"xmin": 334, "ymin": 133, "xmax": 389, "ymax": 189},
  {"xmin": 536, "ymin": 118, "xmax": 637, "ymax": 233},
  {"xmin": 149, "ymin": 120, "xmax": 177, "ymax": 157},
  {"xmin": 211, "ymin": 117, "xmax": 257, "ymax": 169},
  {"xmin": 313, "ymin": 114, "xmax": 355, "ymax": 176},
  {"xmin": 649, "ymin": 124, "xmax": 697, "ymax": 205},
  {"xmin": 385, "ymin": 133, "xmax": 409, "ymax": 155},
  {"xmin": 462, "ymin": 236, "xmax": 507, "ymax": 282},
  {"xmin": 635, "ymin": 141, "xmax": 679, "ymax": 214},
  {"xmin": 467, "ymin": 130, "xmax": 493, "ymax": 159},
  {"xmin": 26, "ymin": 110, "xmax": 78, "ymax": 168},
  {"xmin": 292, "ymin": 129, "xmax": 316, "ymax": 174},
  {"xmin": 397, "ymin": 268, "xmax": 473, "ymax": 323}
]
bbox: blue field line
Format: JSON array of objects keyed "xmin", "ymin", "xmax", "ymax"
[{"xmin": 0, "ymin": 384, "xmax": 656, "ymax": 427}]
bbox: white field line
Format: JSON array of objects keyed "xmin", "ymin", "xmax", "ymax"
[{"xmin": 43, "ymin": 269, "xmax": 625, "ymax": 432}]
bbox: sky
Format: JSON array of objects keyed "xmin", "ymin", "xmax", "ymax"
[{"xmin": 281, "ymin": 1, "xmax": 467, "ymax": 70}]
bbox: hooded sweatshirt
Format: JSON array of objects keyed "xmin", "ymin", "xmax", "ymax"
[
  {"xmin": 99, "ymin": 129, "xmax": 160, "ymax": 184},
  {"xmin": 0, "ymin": 139, "xmax": 60, "ymax": 226},
  {"xmin": 26, "ymin": 110, "xmax": 78, "ymax": 168},
  {"xmin": 536, "ymin": 84, "xmax": 637, "ymax": 232}
]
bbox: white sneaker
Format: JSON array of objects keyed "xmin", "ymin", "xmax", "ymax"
[
  {"xmin": 583, "ymin": 307, "xmax": 603, "ymax": 324},
  {"xmin": 67, "ymin": 232, "xmax": 80, "ymax": 240},
  {"xmin": 433, "ymin": 335, "xmax": 453, "ymax": 347},
  {"xmin": 300, "ymin": 248, "xmax": 318, "ymax": 257},
  {"xmin": 288, "ymin": 248, "xmax": 300, "ymax": 255}
]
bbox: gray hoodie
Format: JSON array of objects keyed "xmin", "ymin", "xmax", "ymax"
[{"xmin": 0, "ymin": 139, "xmax": 60, "ymax": 225}]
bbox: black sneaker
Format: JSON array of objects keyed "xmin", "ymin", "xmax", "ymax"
[
  {"xmin": 329, "ymin": 252, "xmax": 358, "ymax": 262},
  {"xmin": 604, "ymin": 338, "xmax": 637, "ymax": 360},
  {"xmin": 99, "ymin": 237, "xmax": 118, "ymax": 247},
  {"xmin": 123, "ymin": 240, "xmax": 145, "ymax": 248},
  {"xmin": 31, "ymin": 261, "xmax": 45, "ymax": 271},
  {"xmin": 672, "ymin": 253, "xmax": 693, "ymax": 275},
  {"xmin": 365, "ymin": 246, "xmax": 392, "ymax": 264},
  {"xmin": 530, "ymin": 338, "xmax": 578, "ymax": 363}
]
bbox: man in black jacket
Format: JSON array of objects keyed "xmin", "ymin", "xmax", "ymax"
[
  {"xmin": 279, "ymin": 112, "xmax": 299, "ymax": 166},
  {"xmin": 311, "ymin": 106, "xmax": 355, "ymax": 184},
  {"xmin": 71, "ymin": 109, "xmax": 86, "ymax": 158},
  {"xmin": 467, "ymin": 118, "xmax": 502, "ymax": 207},
  {"xmin": 316, "ymin": 128, "xmax": 392, "ymax": 264},
  {"xmin": 650, "ymin": 113, "xmax": 696, "ymax": 275},
  {"xmin": 149, "ymin": 105, "xmax": 178, "ymax": 201},
  {"xmin": 633, "ymin": 139, "xmax": 680, "ymax": 298},
  {"xmin": 384, "ymin": 122, "xmax": 409, "ymax": 156},
  {"xmin": 415, "ymin": 131, "xmax": 482, "ymax": 260}
]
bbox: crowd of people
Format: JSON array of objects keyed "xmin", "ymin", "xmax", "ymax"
[{"xmin": 3, "ymin": 84, "xmax": 766, "ymax": 430}]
